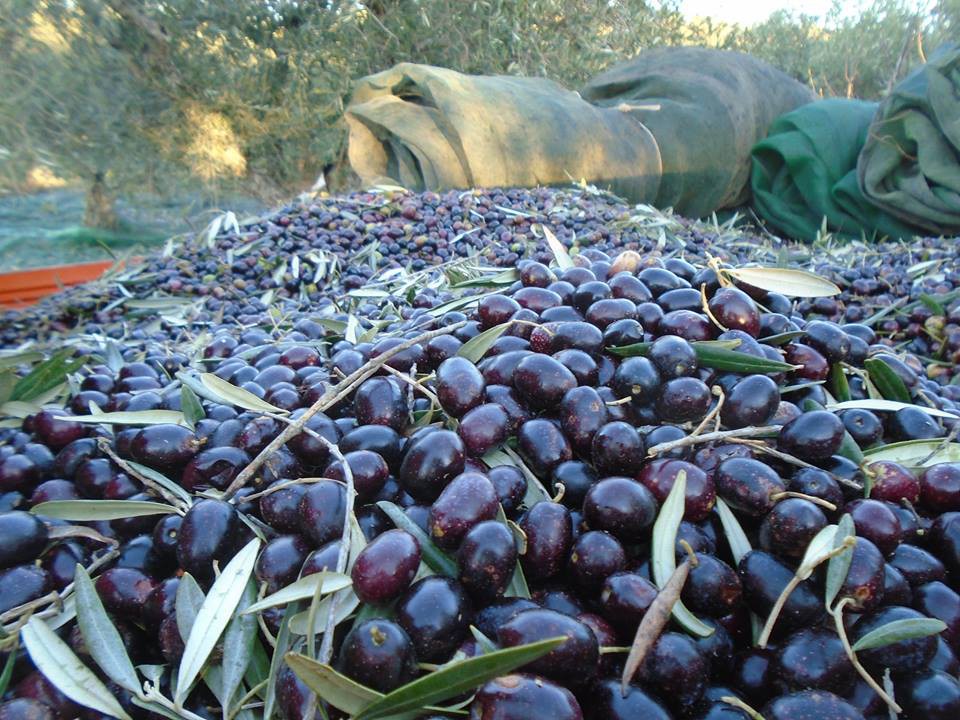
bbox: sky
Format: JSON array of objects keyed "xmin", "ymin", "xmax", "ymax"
[{"xmin": 679, "ymin": 0, "xmax": 839, "ymax": 25}]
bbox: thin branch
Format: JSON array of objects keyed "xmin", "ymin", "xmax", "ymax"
[
  {"xmin": 645, "ymin": 425, "xmax": 781, "ymax": 458},
  {"xmin": 222, "ymin": 321, "xmax": 466, "ymax": 499}
]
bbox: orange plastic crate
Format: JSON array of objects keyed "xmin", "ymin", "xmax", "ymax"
[{"xmin": 0, "ymin": 260, "xmax": 117, "ymax": 308}]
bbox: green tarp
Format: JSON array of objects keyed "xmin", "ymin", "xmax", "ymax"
[
  {"xmin": 859, "ymin": 43, "xmax": 960, "ymax": 235},
  {"xmin": 345, "ymin": 48, "xmax": 814, "ymax": 217},
  {"xmin": 345, "ymin": 64, "xmax": 662, "ymax": 206},
  {"xmin": 581, "ymin": 47, "xmax": 815, "ymax": 217},
  {"xmin": 752, "ymin": 43, "xmax": 960, "ymax": 242},
  {"xmin": 750, "ymin": 99, "xmax": 920, "ymax": 242}
]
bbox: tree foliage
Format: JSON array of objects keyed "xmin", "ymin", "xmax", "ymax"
[{"xmin": 0, "ymin": 0, "xmax": 952, "ymax": 227}]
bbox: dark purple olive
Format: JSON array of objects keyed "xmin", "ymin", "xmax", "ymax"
[
  {"xmin": 298, "ymin": 480, "xmax": 347, "ymax": 546},
  {"xmin": 763, "ymin": 690, "xmax": 863, "ymax": 720},
  {"xmin": 469, "ymin": 674, "xmax": 583, "ymax": 720},
  {"xmin": 181, "ymin": 446, "xmax": 250, "ymax": 491},
  {"xmin": 396, "ymin": 576, "xmax": 472, "ymax": 663},
  {"xmin": 517, "ymin": 419, "xmax": 572, "ymax": 477},
  {"xmin": 130, "ymin": 424, "xmax": 200, "ymax": 470},
  {"xmin": 591, "ymin": 421, "xmax": 645, "ymax": 476},
  {"xmin": 255, "ymin": 535, "xmax": 311, "ymax": 594},
  {"xmin": 351, "ymin": 529, "xmax": 420, "ymax": 605},
  {"xmin": 775, "ymin": 628, "xmax": 854, "ymax": 694},
  {"xmin": 95, "ymin": 567, "xmax": 157, "ymax": 620},
  {"xmin": 519, "ymin": 501, "xmax": 573, "ymax": 581},
  {"xmin": 778, "ymin": 411, "xmax": 845, "ymax": 460},
  {"xmin": 428, "ymin": 472, "xmax": 498, "ymax": 549},
  {"xmin": 838, "ymin": 537, "xmax": 886, "ymax": 612},
  {"xmin": 599, "ymin": 571, "xmax": 659, "ymax": 634},
  {"xmin": 682, "ymin": 553, "xmax": 742, "ymax": 618},
  {"xmin": 0, "ymin": 511, "xmax": 48, "ymax": 569},
  {"xmin": 323, "ymin": 450, "xmax": 389, "ymax": 500},
  {"xmin": 583, "ymin": 476, "xmax": 657, "ymax": 540},
  {"xmin": 286, "ymin": 411, "xmax": 340, "ymax": 466},
  {"xmin": 437, "ymin": 357, "xmax": 486, "ymax": 418},
  {"xmin": 722, "ymin": 375, "xmax": 780, "ymax": 428},
  {"xmin": 0, "ymin": 700, "xmax": 55, "ymax": 720},
  {"xmin": 398, "ymin": 429, "xmax": 466, "ymax": 501},
  {"xmin": 513, "ymin": 354, "xmax": 577, "ymax": 411},
  {"xmin": 497, "ymin": 608, "xmax": 598, "ymax": 684},
  {"xmin": 639, "ymin": 631, "xmax": 709, "ymax": 714},
  {"xmin": 638, "ymin": 458, "xmax": 716, "ymax": 521},
  {"xmin": 896, "ymin": 670, "xmax": 960, "ymax": 720},
  {"xmin": 559, "ymin": 386, "xmax": 609, "ymax": 456},
  {"xmin": 0, "ymin": 565, "xmax": 52, "ymax": 614},
  {"xmin": 592, "ymin": 678, "xmax": 670, "ymax": 720},
  {"xmin": 176, "ymin": 498, "xmax": 242, "ymax": 586},
  {"xmin": 338, "ymin": 618, "xmax": 417, "ymax": 693},
  {"xmin": 458, "ymin": 403, "xmax": 509, "ymax": 457},
  {"xmin": 567, "ymin": 530, "xmax": 626, "ymax": 590},
  {"xmin": 458, "ymin": 520, "xmax": 518, "ymax": 601},
  {"xmin": 715, "ymin": 458, "xmax": 785, "ymax": 517},
  {"xmin": 487, "ymin": 465, "xmax": 526, "ymax": 517},
  {"xmin": 759, "ymin": 499, "xmax": 828, "ymax": 561}
]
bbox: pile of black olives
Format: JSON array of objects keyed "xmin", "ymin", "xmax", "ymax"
[{"xmin": 0, "ymin": 187, "xmax": 959, "ymax": 720}]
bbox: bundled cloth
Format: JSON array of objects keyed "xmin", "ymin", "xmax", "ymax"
[
  {"xmin": 750, "ymin": 99, "xmax": 920, "ymax": 242},
  {"xmin": 752, "ymin": 43, "xmax": 960, "ymax": 241},
  {"xmin": 345, "ymin": 49, "xmax": 814, "ymax": 217},
  {"xmin": 858, "ymin": 43, "xmax": 960, "ymax": 235}
]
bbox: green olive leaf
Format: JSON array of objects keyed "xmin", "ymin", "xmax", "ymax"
[
  {"xmin": 863, "ymin": 438, "xmax": 960, "ymax": 467},
  {"xmin": 21, "ymin": 617, "xmax": 132, "ymax": 720},
  {"xmin": 852, "ymin": 618, "xmax": 947, "ymax": 652},
  {"xmin": 199, "ymin": 372, "xmax": 288, "ymax": 414},
  {"xmin": 73, "ymin": 565, "xmax": 141, "ymax": 695},
  {"xmin": 31, "ymin": 499, "xmax": 179, "ymax": 521},
  {"xmin": 242, "ymin": 571, "xmax": 353, "ymax": 614},
  {"xmin": 54, "ymin": 410, "xmax": 189, "ymax": 426},
  {"xmin": 539, "ymin": 225, "xmax": 574, "ymax": 270},
  {"xmin": 457, "ymin": 322, "xmax": 511, "ymax": 363},
  {"xmin": 352, "ymin": 637, "xmax": 565, "ymax": 719},
  {"xmin": 825, "ymin": 514, "xmax": 856, "ymax": 608},
  {"xmin": 864, "ymin": 358, "xmax": 912, "ymax": 404},
  {"xmin": 176, "ymin": 538, "xmax": 260, "ymax": 704},
  {"xmin": 10, "ymin": 349, "xmax": 84, "ymax": 402},
  {"xmin": 651, "ymin": 470, "xmax": 714, "ymax": 637},
  {"xmin": 725, "ymin": 267, "xmax": 841, "ymax": 297}
]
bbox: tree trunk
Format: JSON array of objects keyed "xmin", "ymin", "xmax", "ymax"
[{"xmin": 83, "ymin": 174, "xmax": 118, "ymax": 229}]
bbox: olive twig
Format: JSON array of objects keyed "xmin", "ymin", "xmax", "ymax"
[
  {"xmin": 97, "ymin": 438, "xmax": 189, "ymax": 512},
  {"xmin": 831, "ymin": 597, "xmax": 902, "ymax": 714},
  {"xmin": 645, "ymin": 425, "xmax": 781, "ymax": 458},
  {"xmin": 223, "ymin": 321, "xmax": 466, "ymax": 499}
]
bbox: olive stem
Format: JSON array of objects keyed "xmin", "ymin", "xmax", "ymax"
[
  {"xmin": 727, "ymin": 437, "xmax": 863, "ymax": 491},
  {"xmin": 226, "ymin": 679, "xmax": 270, "ymax": 720},
  {"xmin": 317, "ymin": 438, "xmax": 355, "ymax": 666},
  {"xmin": 222, "ymin": 321, "xmax": 466, "ymax": 499},
  {"xmin": 831, "ymin": 597, "xmax": 902, "ymax": 714},
  {"xmin": 689, "ymin": 385, "xmax": 725, "ymax": 439},
  {"xmin": 720, "ymin": 696, "xmax": 766, "ymax": 720},
  {"xmin": 758, "ymin": 542, "xmax": 854, "ymax": 648},
  {"xmin": 645, "ymin": 425, "xmax": 781, "ymax": 458},
  {"xmin": 97, "ymin": 437, "xmax": 189, "ymax": 512},
  {"xmin": 769, "ymin": 491, "xmax": 838, "ymax": 512},
  {"xmin": 380, "ymin": 364, "xmax": 440, "ymax": 405}
]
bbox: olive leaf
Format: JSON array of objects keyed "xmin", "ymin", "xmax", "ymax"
[
  {"xmin": 124, "ymin": 460, "xmax": 194, "ymax": 508},
  {"xmin": 199, "ymin": 372, "xmax": 288, "ymax": 414},
  {"xmin": 31, "ymin": 499, "xmax": 180, "ymax": 521},
  {"xmin": 263, "ymin": 602, "xmax": 299, "ymax": 720},
  {"xmin": 10, "ymin": 349, "xmax": 84, "ymax": 402},
  {"xmin": 377, "ymin": 500, "xmax": 458, "ymax": 577},
  {"xmin": 451, "ymin": 269, "xmax": 518, "ymax": 288},
  {"xmin": 0, "ymin": 350, "xmax": 44, "ymax": 370},
  {"xmin": 608, "ymin": 341, "xmax": 796, "ymax": 373},
  {"xmin": 714, "ymin": 497, "xmax": 752, "ymax": 564},
  {"xmin": 758, "ymin": 330, "xmax": 806, "ymax": 346},
  {"xmin": 498, "ymin": 505, "xmax": 531, "ymax": 599},
  {"xmin": 829, "ymin": 364, "xmax": 851, "ymax": 403},
  {"xmin": 220, "ymin": 580, "xmax": 258, "ymax": 720},
  {"xmin": 74, "ymin": 565, "xmax": 141, "ymax": 695},
  {"xmin": 285, "ymin": 655, "xmax": 382, "ymax": 716},
  {"xmin": 827, "ymin": 398, "xmax": 958, "ymax": 420},
  {"xmin": 539, "ymin": 225, "xmax": 574, "ymax": 270},
  {"xmin": 47, "ymin": 524, "xmax": 117, "ymax": 545},
  {"xmin": 352, "ymin": 637, "xmax": 566, "ymax": 719},
  {"xmin": 0, "ymin": 371, "xmax": 15, "ymax": 407},
  {"xmin": 863, "ymin": 438, "xmax": 960, "ymax": 467},
  {"xmin": 852, "ymin": 618, "xmax": 947, "ymax": 652},
  {"xmin": 0, "ymin": 650, "xmax": 16, "ymax": 698},
  {"xmin": 242, "ymin": 571, "xmax": 353, "ymax": 614},
  {"xmin": 918, "ymin": 293, "xmax": 946, "ymax": 316},
  {"xmin": 54, "ymin": 410, "xmax": 189, "ymax": 427},
  {"xmin": 724, "ymin": 267, "xmax": 841, "ymax": 297},
  {"xmin": 176, "ymin": 538, "xmax": 261, "ymax": 704},
  {"xmin": 288, "ymin": 591, "xmax": 360, "ymax": 635},
  {"xmin": 864, "ymin": 358, "xmax": 912, "ymax": 404},
  {"xmin": 180, "ymin": 384, "xmax": 206, "ymax": 428},
  {"xmin": 651, "ymin": 471, "xmax": 714, "ymax": 637},
  {"xmin": 825, "ymin": 514, "xmax": 856, "ymax": 607},
  {"xmin": 457, "ymin": 322, "xmax": 511, "ymax": 363},
  {"xmin": 21, "ymin": 616, "xmax": 132, "ymax": 720}
]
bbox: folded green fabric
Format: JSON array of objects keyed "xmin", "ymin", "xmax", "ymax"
[
  {"xmin": 858, "ymin": 43, "xmax": 960, "ymax": 234},
  {"xmin": 582, "ymin": 47, "xmax": 814, "ymax": 217},
  {"xmin": 751, "ymin": 98, "xmax": 920, "ymax": 241}
]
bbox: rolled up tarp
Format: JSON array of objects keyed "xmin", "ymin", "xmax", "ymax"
[
  {"xmin": 750, "ymin": 98, "xmax": 920, "ymax": 242},
  {"xmin": 858, "ymin": 43, "xmax": 960, "ymax": 235},
  {"xmin": 345, "ymin": 63, "xmax": 662, "ymax": 204},
  {"xmin": 581, "ymin": 47, "xmax": 816, "ymax": 217}
]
